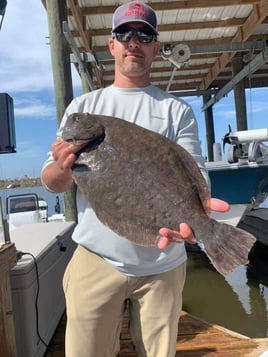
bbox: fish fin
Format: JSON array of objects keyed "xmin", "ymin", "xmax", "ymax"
[{"xmin": 201, "ymin": 220, "xmax": 256, "ymax": 276}]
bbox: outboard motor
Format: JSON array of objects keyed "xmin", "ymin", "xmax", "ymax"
[{"xmin": 222, "ymin": 126, "xmax": 268, "ymax": 163}]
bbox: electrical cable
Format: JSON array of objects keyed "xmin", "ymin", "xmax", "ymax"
[{"xmin": 17, "ymin": 251, "xmax": 54, "ymax": 357}]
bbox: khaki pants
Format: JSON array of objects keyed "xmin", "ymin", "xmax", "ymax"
[{"xmin": 63, "ymin": 245, "xmax": 186, "ymax": 357}]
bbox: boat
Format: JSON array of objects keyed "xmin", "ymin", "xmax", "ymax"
[
  {"xmin": 238, "ymin": 207, "xmax": 268, "ymax": 246},
  {"xmin": 206, "ymin": 128, "xmax": 268, "ymax": 229},
  {"xmin": 6, "ymin": 193, "xmax": 65, "ymax": 231}
]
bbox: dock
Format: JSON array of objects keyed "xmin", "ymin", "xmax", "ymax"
[{"xmin": 45, "ymin": 309, "xmax": 268, "ymax": 356}]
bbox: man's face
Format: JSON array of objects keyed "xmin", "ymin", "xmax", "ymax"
[{"xmin": 109, "ymin": 22, "xmax": 160, "ymax": 78}]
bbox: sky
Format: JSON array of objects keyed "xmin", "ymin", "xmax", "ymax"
[{"xmin": 0, "ymin": 0, "xmax": 267, "ymax": 180}]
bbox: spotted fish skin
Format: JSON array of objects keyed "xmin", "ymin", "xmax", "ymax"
[{"xmin": 62, "ymin": 113, "xmax": 256, "ymax": 276}]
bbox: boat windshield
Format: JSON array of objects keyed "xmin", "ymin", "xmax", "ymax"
[{"xmin": 8, "ymin": 196, "xmax": 38, "ymax": 213}]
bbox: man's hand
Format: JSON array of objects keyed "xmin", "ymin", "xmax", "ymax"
[
  {"xmin": 157, "ymin": 198, "xmax": 230, "ymax": 250},
  {"xmin": 41, "ymin": 138, "xmax": 88, "ymax": 193},
  {"xmin": 51, "ymin": 138, "xmax": 85, "ymax": 172}
]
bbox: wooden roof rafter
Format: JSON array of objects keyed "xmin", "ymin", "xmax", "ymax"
[
  {"xmin": 42, "ymin": 0, "xmax": 268, "ymax": 94},
  {"xmin": 79, "ymin": 0, "xmax": 262, "ymax": 15},
  {"xmin": 67, "ymin": 0, "xmax": 103, "ymax": 88},
  {"xmin": 199, "ymin": 0, "xmax": 268, "ymax": 90}
]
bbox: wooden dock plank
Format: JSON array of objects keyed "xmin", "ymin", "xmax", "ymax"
[
  {"xmin": 45, "ymin": 309, "xmax": 268, "ymax": 356},
  {"xmin": 177, "ymin": 311, "xmax": 268, "ymax": 356}
]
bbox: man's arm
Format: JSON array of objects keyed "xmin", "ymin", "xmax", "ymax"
[{"xmin": 41, "ymin": 139, "xmax": 85, "ymax": 193}]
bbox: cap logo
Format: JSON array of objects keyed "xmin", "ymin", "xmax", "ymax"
[{"xmin": 125, "ymin": 2, "xmax": 146, "ymax": 19}]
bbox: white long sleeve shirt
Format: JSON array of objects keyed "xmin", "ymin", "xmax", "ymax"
[{"xmin": 43, "ymin": 85, "xmax": 208, "ymax": 276}]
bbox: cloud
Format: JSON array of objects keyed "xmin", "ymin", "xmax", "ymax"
[
  {"xmin": 13, "ymin": 95, "xmax": 56, "ymax": 119},
  {"xmin": 0, "ymin": 0, "xmax": 82, "ymax": 94},
  {"xmin": 15, "ymin": 103, "xmax": 56, "ymax": 118},
  {"xmin": 0, "ymin": 0, "xmax": 53, "ymax": 93}
]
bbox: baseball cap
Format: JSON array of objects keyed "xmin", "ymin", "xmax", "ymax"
[{"xmin": 112, "ymin": 1, "xmax": 158, "ymax": 35}]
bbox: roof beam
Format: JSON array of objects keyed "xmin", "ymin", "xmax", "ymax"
[
  {"xmin": 189, "ymin": 39, "xmax": 267, "ymax": 54},
  {"xmin": 170, "ymin": 88, "xmax": 218, "ymax": 97},
  {"xmin": 63, "ymin": 0, "xmax": 268, "ymax": 91},
  {"xmin": 86, "ymin": 34, "xmax": 268, "ymax": 55},
  {"xmin": 152, "ymin": 73, "xmax": 206, "ymax": 82},
  {"xmin": 86, "ymin": 39, "xmax": 267, "ymax": 63},
  {"xmin": 85, "ymin": 18, "xmax": 245, "ymax": 37},
  {"xmin": 67, "ymin": 0, "xmax": 103, "ymax": 87},
  {"xmin": 199, "ymin": 0, "xmax": 268, "ymax": 90},
  {"xmin": 63, "ymin": 21, "xmax": 95, "ymax": 91},
  {"xmin": 202, "ymin": 45, "xmax": 268, "ymax": 110},
  {"xmin": 79, "ymin": 1, "xmax": 260, "ymax": 15},
  {"xmin": 68, "ymin": 0, "xmax": 90, "ymax": 51},
  {"xmin": 160, "ymin": 78, "xmax": 268, "ymax": 92}
]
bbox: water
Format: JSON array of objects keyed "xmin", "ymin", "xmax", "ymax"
[
  {"xmin": 0, "ymin": 186, "xmax": 64, "ymax": 219},
  {"xmin": 183, "ymin": 242, "xmax": 268, "ymax": 338},
  {"xmin": 1, "ymin": 187, "xmax": 267, "ymax": 338},
  {"xmin": 183, "ymin": 196, "xmax": 268, "ymax": 338}
]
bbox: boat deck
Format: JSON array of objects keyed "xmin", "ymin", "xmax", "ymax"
[
  {"xmin": 238, "ymin": 207, "xmax": 268, "ymax": 246},
  {"xmin": 45, "ymin": 309, "xmax": 268, "ymax": 356}
]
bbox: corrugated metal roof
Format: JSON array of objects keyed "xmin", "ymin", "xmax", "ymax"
[{"xmin": 43, "ymin": 0, "xmax": 268, "ymax": 95}]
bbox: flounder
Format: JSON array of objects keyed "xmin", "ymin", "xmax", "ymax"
[{"xmin": 62, "ymin": 113, "xmax": 256, "ymax": 276}]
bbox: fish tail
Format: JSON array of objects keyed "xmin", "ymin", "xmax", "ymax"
[{"xmin": 200, "ymin": 220, "xmax": 256, "ymax": 276}]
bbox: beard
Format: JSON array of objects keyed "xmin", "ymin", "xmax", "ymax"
[
  {"xmin": 119, "ymin": 57, "xmax": 151, "ymax": 77},
  {"xmin": 123, "ymin": 62, "xmax": 145, "ymax": 74}
]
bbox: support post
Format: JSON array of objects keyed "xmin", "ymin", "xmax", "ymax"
[
  {"xmin": 231, "ymin": 53, "xmax": 248, "ymax": 131},
  {"xmin": 45, "ymin": 0, "xmax": 77, "ymax": 222},
  {"xmin": 203, "ymin": 94, "xmax": 215, "ymax": 161}
]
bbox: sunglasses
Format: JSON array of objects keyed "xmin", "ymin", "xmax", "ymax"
[{"xmin": 112, "ymin": 27, "xmax": 157, "ymax": 43}]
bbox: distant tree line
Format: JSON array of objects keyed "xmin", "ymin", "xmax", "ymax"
[{"xmin": 0, "ymin": 177, "xmax": 42, "ymax": 189}]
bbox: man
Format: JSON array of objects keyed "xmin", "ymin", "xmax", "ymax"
[{"xmin": 42, "ymin": 2, "xmax": 228, "ymax": 356}]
